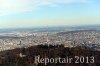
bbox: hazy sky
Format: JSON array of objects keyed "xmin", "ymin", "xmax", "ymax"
[{"xmin": 0, "ymin": 0, "xmax": 100, "ymax": 28}]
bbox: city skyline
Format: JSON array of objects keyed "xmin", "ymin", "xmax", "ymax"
[{"xmin": 0, "ymin": 0, "xmax": 100, "ymax": 28}]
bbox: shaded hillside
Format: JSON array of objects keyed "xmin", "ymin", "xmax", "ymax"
[{"xmin": 0, "ymin": 45, "xmax": 100, "ymax": 66}]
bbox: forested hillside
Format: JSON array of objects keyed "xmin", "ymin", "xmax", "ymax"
[{"xmin": 0, "ymin": 45, "xmax": 99, "ymax": 66}]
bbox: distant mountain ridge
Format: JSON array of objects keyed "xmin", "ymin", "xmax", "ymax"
[
  {"xmin": 0, "ymin": 24, "xmax": 100, "ymax": 33},
  {"xmin": 57, "ymin": 30, "xmax": 100, "ymax": 35}
]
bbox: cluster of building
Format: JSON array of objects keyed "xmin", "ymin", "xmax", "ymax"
[{"xmin": 0, "ymin": 30, "xmax": 100, "ymax": 51}]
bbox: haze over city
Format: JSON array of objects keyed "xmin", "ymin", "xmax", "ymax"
[{"xmin": 0, "ymin": 0, "xmax": 100, "ymax": 28}]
